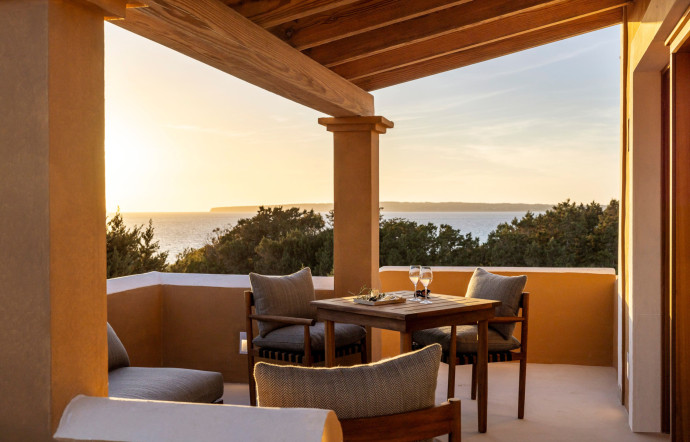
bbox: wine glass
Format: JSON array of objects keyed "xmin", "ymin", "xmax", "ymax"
[
  {"xmin": 409, "ymin": 265, "xmax": 421, "ymax": 302},
  {"xmin": 419, "ymin": 266, "xmax": 433, "ymax": 304}
]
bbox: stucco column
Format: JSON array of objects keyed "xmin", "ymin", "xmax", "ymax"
[
  {"xmin": 0, "ymin": 1, "xmax": 107, "ymax": 439},
  {"xmin": 318, "ymin": 117, "xmax": 393, "ymax": 297}
]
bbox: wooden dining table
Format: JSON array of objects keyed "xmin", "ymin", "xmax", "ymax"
[{"xmin": 311, "ymin": 291, "xmax": 500, "ymax": 433}]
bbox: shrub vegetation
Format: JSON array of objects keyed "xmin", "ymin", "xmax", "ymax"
[
  {"xmin": 165, "ymin": 200, "xmax": 618, "ymax": 276},
  {"xmin": 106, "ymin": 209, "xmax": 168, "ymax": 278},
  {"xmin": 169, "ymin": 207, "xmax": 334, "ymax": 275}
]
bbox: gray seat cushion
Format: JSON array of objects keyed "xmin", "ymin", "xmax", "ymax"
[
  {"xmin": 413, "ymin": 325, "xmax": 520, "ymax": 354},
  {"xmin": 109, "ymin": 367, "xmax": 224, "ymax": 403},
  {"xmin": 466, "ymin": 268, "xmax": 526, "ymax": 339},
  {"xmin": 250, "ymin": 268, "xmax": 317, "ymax": 337},
  {"xmin": 107, "ymin": 322, "xmax": 130, "ymax": 371},
  {"xmin": 252, "ymin": 322, "xmax": 366, "ymax": 352},
  {"xmin": 254, "ymin": 344, "xmax": 442, "ymax": 419}
]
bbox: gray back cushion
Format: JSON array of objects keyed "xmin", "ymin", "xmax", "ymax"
[
  {"xmin": 465, "ymin": 268, "xmax": 526, "ymax": 339},
  {"xmin": 250, "ymin": 267, "xmax": 317, "ymax": 337},
  {"xmin": 107, "ymin": 322, "xmax": 130, "ymax": 371},
  {"xmin": 255, "ymin": 344, "xmax": 442, "ymax": 419}
]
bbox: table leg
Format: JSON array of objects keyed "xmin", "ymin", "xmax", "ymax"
[
  {"xmin": 325, "ymin": 320, "xmax": 336, "ymax": 367},
  {"xmin": 400, "ymin": 331, "xmax": 413, "ymax": 354},
  {"xmin": 477, "ymin": 319, "xmax": 489, "ymax": 433},
  {"xmin": 448, "ymin": 325, "xmax": 457, "ymax": 398},
  {"xmin": 365, "ymin": 326, "xmax": 373, "ymax": 362}
]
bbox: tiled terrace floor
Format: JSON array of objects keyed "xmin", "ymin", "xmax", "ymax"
[{"xmin": 223, "ymin": 363, "xmax": 670, "ymax": 441}]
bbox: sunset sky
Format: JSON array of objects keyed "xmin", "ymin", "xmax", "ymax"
[{"xmin": 104, "ymin": 23, "xmax": 621, "ymax": 213}]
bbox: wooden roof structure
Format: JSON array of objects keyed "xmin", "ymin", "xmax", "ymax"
[{"xmin": 106, "ymin": 0, "xmax": 631, "ymax": 116}]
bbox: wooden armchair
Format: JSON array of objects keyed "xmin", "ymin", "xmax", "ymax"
[
  {"xmin": 245, "ymin": 290, "xmax": 367, "ymax": 406},
  {"xmin": 253, "ymin": 344, "xmax": 458, "ymax": 441},
  {"xmin": 463, "ymin": 292, "xmax": 528, "ymax": 418},
  {"xmin": 415, "ymin": 292, "xmax": 530, "ymax": 419}
]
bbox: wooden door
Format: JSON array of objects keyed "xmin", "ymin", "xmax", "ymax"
[
  {"xmin": 661, "ymin": 66, "xmax": 670, "ymax": 435},
  {"xmin": 670, "ymin": 47, "xmax": 690, "ymax": 442}
]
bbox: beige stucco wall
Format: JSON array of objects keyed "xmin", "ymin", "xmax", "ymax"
[
  {"xmin": 380, "ymin": 267, "xmax": 617, "ymax": 367},
  {"xmin": 107, "ymin": 285, "xmax": 163, "ymax": 368},
  {"xmin": 0, "ymin": 4, "xmax": 53, "ymax": 438},
  {"xmin": 162, "ymin": 285, "xmax": 247, "ymax": 381},
  {"xmin": 0, "ymin": 1, "xmax": 107, "ymax": 439},
  {"xmin": 623, "ymin": 0, "xmax": 690, "ymax": 432},
  {"xmin": 107, "ymin": 269, "xmax": 616, "ymax": 385},
  {"xmin": 107, "ymin": 273, "xmax": 339, "ymax": 382}
]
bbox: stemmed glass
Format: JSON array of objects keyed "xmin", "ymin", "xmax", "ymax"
[
  {"xmin": 419, "ymin": 266, "xmax": 433, "ymax": 304},
  {"xmin": 409, "ymin": 265, "xmax": 421, "ymax": 302}
]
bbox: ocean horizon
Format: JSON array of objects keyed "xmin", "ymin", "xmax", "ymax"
[{"xmin": 115, "ymin": 210, "xmax": 539, "ymax": 264}]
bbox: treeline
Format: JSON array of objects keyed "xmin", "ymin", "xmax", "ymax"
[
  {"xmin": 107, "ymin": 200, "xmax": 618, "ymax": 278},
  {"xmin": 170, "ymin": 207, "xmax": 334, "ymax": 276}
]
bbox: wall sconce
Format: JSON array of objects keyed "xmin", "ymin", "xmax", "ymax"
[{"xmin": 239, "ymin": 331, "xmax": 247, "ymax": 354}]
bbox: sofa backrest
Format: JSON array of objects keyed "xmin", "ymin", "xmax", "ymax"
[{"xmin": 107, "ymin": 322, "xmax": 130, "ymax": 371}]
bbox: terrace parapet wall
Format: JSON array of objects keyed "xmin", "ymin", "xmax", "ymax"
[
  {"xmin": 107, "ymin": 272, "xmax": 338, "ymax": 382},
  {"xmin": 381, "ymin": 267, "xmax": 617, "ymax": 367},
  {"xmin": 107, "ymin": 268, "xmax": 616, "ymax": 383}
]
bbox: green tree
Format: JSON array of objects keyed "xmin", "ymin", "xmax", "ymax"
[
  {"xmin": 590, "ymin": 199, "xmax": 619, "ymax": 268},
  {"xmin": 432, "ymin": 224, "xmax": 481, "ymax": 265},
  {"xmin": 378, "ymin": 219, "xmax": 479, "ymax": 266},
  {"xmin": 480, "ymin": 200, "xmax": 618, "ymax": 268},
  {"xmin": 106, "ymin": 209, "xmax": 168, "ymax": 278},
  {"xmin": 379, "ymin": 218, "xmax": 437, "ymax": 265},
  {"xmin": 169, "ymin": 206, "xmax": 333, "ymax": 275}
]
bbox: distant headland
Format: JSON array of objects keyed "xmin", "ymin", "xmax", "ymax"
[{"xmin": 210, "ymin": 202, "xmax": 553, "ymax": 213}]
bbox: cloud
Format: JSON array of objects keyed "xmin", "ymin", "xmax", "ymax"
[
  {"xmin": 465, "ymin": 37, "xmax": 615, "ymax": 81},
  {"xmin": 383, "ymin": 88, "xmax": 517, "ymax": 121}
]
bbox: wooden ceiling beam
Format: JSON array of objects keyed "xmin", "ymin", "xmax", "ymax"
[
  {"xmin": 115, "ymin": 0, "xmax": 373, "ymax": 117},
  {"xmin": 268, "ymin": 0, "xmax": 474, "ymax": 51},
  {"xmin": 223, "ymin": 0, "xmax": 361, "ymax": 28},
  {"xmin": 305, "ymin": 0, "xmax": 568, "ymax": 67},
  {"xmin": 353, "ymin": 8, "xmax": 623, "ymax": 91},
  {"xmin": 333, "ymin": 0, "xmax": 630, "ymax": 81},
  {"xmin": 79, "ymin": 0, "xmax": 128, "ymax": 18}
]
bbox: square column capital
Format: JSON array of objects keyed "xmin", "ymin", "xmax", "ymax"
[{"xmin": 319, "ymin": 116, "xmax": 394, "ymax": 134}]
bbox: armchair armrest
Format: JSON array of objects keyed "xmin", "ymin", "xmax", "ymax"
[
  {"xmin": 249, "ymin": 314, "xmax": 317, "ymax": 326},
  {"xmin": 489, "ymin": 317, "xmax": 525, "ymax": 324}
]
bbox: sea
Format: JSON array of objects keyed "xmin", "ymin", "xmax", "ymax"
[{"xmin": 116, "ymin": 211, "xmax": 536, "ymax": 263}]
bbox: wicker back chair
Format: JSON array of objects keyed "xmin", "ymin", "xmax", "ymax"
[{"xmin": 253, "ymin": 344, "xmax": 459, "ymax": 442}]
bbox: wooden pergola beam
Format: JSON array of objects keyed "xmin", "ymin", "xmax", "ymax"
[
  {"xmin": 79, "ymin": 0, "xmax": 128, "ymax": 18},
  {"xmin": 223, "ymin": 0, "xmax": 360, "ymax": 28},
  {"xmin": 116, "ymin": 0, "xmax": 374, "ymax": 117},
  {"xmin": 353, "ymin": 8, "xmax": 623, "ymax": 91},
  {"xmin": 268, "ymin": 0, "xmax": 473, "ymax": 51},
  {"xmin": 305, "ymin": 0, "xmax": 568, "ymax": 67},
  {"xmin": 333, "ymin": 0, "xmax": 630, "ymax": 81}
]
